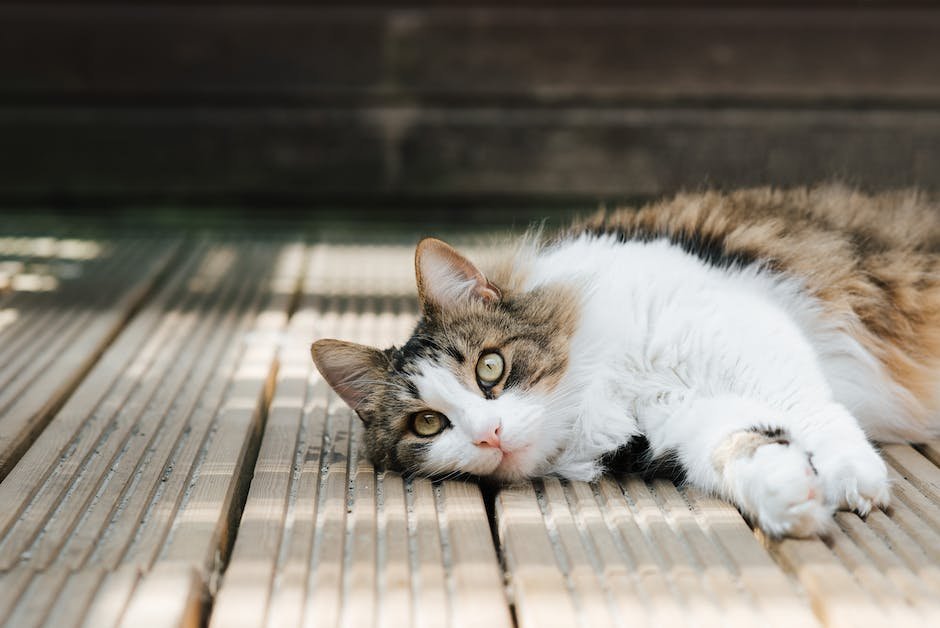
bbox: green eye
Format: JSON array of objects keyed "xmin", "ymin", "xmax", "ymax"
[
  {"xmin": 476, "ymin": 351, "xmax": 504, "ymax": 385},
  {"xmin": 411, "ymin": 411, "xmax": 448, "ymax": 437}
]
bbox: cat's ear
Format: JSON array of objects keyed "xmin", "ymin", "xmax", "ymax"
[
  {"xmin": 415, "ymin": 237, "xmax": 500, "ymax": 309},
  {"xmin": 311, "ymin": 339, "xmax": 387, "ymax": 420}
]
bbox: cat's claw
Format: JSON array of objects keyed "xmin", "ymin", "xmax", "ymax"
[
  {"xmin": 813, "ymin": 445, "xmax": 891, "ymax": 516},
  {"xmin": 728, "ymin": 442, "xmax": 834, "ymax": 538}
]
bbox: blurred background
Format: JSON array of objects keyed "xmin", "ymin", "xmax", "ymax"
[{"xmin": 0, "ymin": 1, "xmax": 938, "ymax": 229}]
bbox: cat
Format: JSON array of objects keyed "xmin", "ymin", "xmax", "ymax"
[{"xmin": 311, "ymin": 185, "xmax": 940, "ymax": 538}]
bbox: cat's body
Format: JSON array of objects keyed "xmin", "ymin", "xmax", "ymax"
[{"xmin": 312, "ymin": 186, "xmax": 940, "ymax": 538}]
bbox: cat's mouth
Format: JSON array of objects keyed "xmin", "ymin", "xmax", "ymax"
[{"xmin": 493, "ymin": 444, "xmax": 533, "ymax": 477}]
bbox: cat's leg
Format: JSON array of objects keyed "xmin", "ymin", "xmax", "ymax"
[
  {"xmin": 643, "ymin": 394, "xmax": 833, "ymax": 537},
  {"xmin": 789, "ymin": 402, "xmax": 890, "ymax": 516}
]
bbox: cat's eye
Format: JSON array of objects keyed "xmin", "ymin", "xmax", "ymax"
[
  {"xmin": 476, "ymin": 351, "xmax": 504, "ymax": 385},
  {"xmin": 410, "ymin": 411, "xmax": 448, "ymax": 437}
]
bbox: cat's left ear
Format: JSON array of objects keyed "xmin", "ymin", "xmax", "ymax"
[
  {"xmin": 415, "ymin": 237, "xmax": 501, "ymax": 309},
  {"xmin": 311, "ymin": 339, "xmax": 387, "ymax": 422}
]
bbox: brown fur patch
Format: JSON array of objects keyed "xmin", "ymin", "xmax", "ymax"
[
  {"xmin": 430, "ymin": 281, "xmax": 580, "ymax": 399},
  {"xmin": 712, "ymin": 427, "xmax": 792, "ymax": 472}
]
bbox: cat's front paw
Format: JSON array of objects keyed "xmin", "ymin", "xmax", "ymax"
[
  {"xmin": 813, "ymin": 444, "xmax": 891, "ymax": 516},
  {"xmin": 728, "ymin": 442, "xmax": 834, "ymax": 538}
]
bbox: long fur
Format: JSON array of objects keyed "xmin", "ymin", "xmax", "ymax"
[{"xmin": 312, "ymin": 185, "xmax": 940, "ymax": 538}]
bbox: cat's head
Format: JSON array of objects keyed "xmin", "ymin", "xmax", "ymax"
[{"xmin": 311, "ymin": 237, "xmax": 578, "ymax": 481}]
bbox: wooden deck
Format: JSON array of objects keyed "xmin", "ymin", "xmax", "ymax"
[{"xmin": 2, "ymin": 235, "xmax": 940, "ymax": 627}]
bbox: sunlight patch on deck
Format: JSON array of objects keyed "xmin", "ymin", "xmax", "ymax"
[{"xmin": 0, "ymin": 240, "xmax": 303, "ymax": 627}]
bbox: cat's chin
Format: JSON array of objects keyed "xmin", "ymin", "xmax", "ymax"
[
  {"xmin": 486, "ymin": 447, "xmax": 539, "ymax": 483},
  {"xmin": 487, "ymin": 466, "xmax": 529, "ymax": 483}
]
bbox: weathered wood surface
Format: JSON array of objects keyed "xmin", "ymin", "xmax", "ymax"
[
  {"xmin": 0, "ymin": 236, "xmax": 177, "ymax": 478},
  {"xmin": 3, "ymin": 8, "xmax": 939, "ymax": 103},
  {"xmin": 0, "ymin": 239, "xmax": 303, "ymax": 627},
  {"xmin": 1, "ymin": 6, "xmax": 939, "ymax": 202},
  {"xmin": 4, "ymin": 107, "xmax": 940, "ymax": 201},
  {"xmin": 1, "ymin": 237, "xmax": 940, "ymax": 627}
]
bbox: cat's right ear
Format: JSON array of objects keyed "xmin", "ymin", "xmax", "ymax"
[
  {"xmin": 311, "ymin": 339, "xmax": 387, "ymax": 420},
  {"xmin": 415, "ymin": 237, "xmax": 501, "ymax": 310}
]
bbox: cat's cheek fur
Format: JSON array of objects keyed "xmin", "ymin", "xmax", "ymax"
[{"xmin": 412, "ymin": 362, "xmax": 563, "ymax": 479}]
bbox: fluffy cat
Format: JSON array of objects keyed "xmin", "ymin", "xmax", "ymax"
[{"xmin": 311, "ymin": 186, "xmax": 940, "ymax": 538}]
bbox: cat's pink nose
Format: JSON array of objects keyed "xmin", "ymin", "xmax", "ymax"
[{"xmin": 474, "ymin": 425, "xmax": 501, "ymax": 449}]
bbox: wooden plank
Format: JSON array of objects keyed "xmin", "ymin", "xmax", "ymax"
[
  {"xmin": 98, "ymin": 240, "xmax": 301, "ymax": 624},
  {"xmin": 683, "ymin": 489, "xmax": 818, "ymax": 627},
  {"xmin": 0, "ymin": 239, "xmax": 123, "ymax": 381},
  {"xmin": 0, "ymin": 242, "xmax": 202, "ymax": 564},
  {"xmin": 118, "ymin": 564, "xmax": 204, "ymax": 628},
  {"xmin": 495, "ymin": 483, "xmax": 579, "ymax": 628},
  {"xmin": 262, "ymin": 360, "xmax": 331, "ymax": 628},
  {"xmin": 0, "ymin": 240, "xmax": 302, "ymax": 628},
  {"xmin": 390, "ymin": 10, "xmax": 940, "ymax": 105},
  {"xmin": 652, "ymin": 481, "xmax": 760, "ymax": 626},
  {"xmin": 208, "ymin": 337, "xmax": 310, "ymax": 628},
  {"xmin": 916, "ymin": 441, "xmax": 940, "ymax": 468},
  {"xmin": 620, "ymin": 477, "xmax": 724, "ymax": 627},
  {"xmin": 0, "ymin": 569, "xmax": 36, "ymax": 624},
  {"xmin": 2, "ymin": 8, "xmax": 938, "ymax": 104},
  {"xmin": 0, "ymin": 243, "xmax": 219, "ymax": 568},
  {"xmin": 3, "ymin": 107, "xmax": 940, "ymax": 203},
  {"xmin": 440, "ymin": 481, "xmax": 512, "ymax": 628},
  {"xmin": 834, "ymin": 512, "xmax": 940, "ymax": 621},
  {"xmin": 256, "ymin": 254, "xmax": 352, "ymax": 627},
  {"xmin": 61, "ymin": 246, "xmax": 270, "ymax": 572},
  {"xmin": 0, "ymin": 305, "xmax": 72, "ymax": 392},
  {"xmin": 4, "ymin": 570, "xmax": 70, "ymax": 628},
  {"xmin": 0, "ymin": 238, "xmax": 178, "ymax": 476},
  {"xmin": 864, "ymin": 511, "xmax": 940, "ymax": 595},
  {"xmin": 887, "ymin": 464, "xmax": 940, "ymax": 529},
  {"xmin": 344, "ymin": 428, "xmax": 379, "ymax": 628},
  {"xmin": 292, "ymin": 250, "xmax": 374, "ymax": 626},
  {"xmin": 392, "ymin": 108, "xmax": 940, "ymax": 197},
  {"xmin": 0, "ymin": 107, "xmax": 385, "ymax": 201},
  {"xmin": 768, "ymin": 537, "xmax": 889, "ymax": 628},
  {"xmin": 81, "ymin": 565, "xmax": 142, "ymax": 628},
  {"xmin": 378, "ymin": 471, "xmax": 413, "ymax": 628},
  {"xmin": 42, "ymin": 568, "xmax": 108, "ymax": 628},
  {"xmin": 884, "ymin": 469, "xmax": 940, "ymax": 563},
  {"xmin": 156, "ymin": 243, "xmax": 302, "ymax": 571},
  {"xmin": 106, "ymin": 247, "xmax": 274, "ymax": 572},
  {"xmin": 409, "ymin": 477, "xmax": 449, "ymax": 628},
  {"xmin": 883, "ymin": 445, "xmax": 940, "ymax": 505},
  {"xmin": 564, "ymin": 482, "xmax": 649, "ymax": 624},
  {"xmin": 29, "ymin": 244, "xmax": 263, "ymax": 571},
  {"xmin": 303, "ymin": 407, "xmax": 350, "ymax": 628},
  {"xmin": 826, "ymin": 519, "xmax": 918, "ymax": 622},
  {"xmin": 595, "ymin": 477, "xmax": 686, "ymax": 626},
  {"xmin": 539, "ymin": 479, "xmax": 616, "ymax": 628}
]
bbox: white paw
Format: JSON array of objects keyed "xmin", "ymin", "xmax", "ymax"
[
  {"xmin": 812, "ymin": 443, "xmax": 891, "ymax": 516},
  {"xmin": 728, "ymin": 442, "xmax": 834, "ymax": 538}
]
